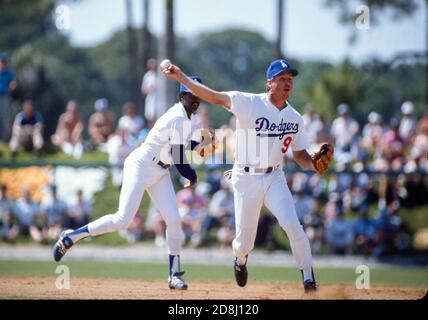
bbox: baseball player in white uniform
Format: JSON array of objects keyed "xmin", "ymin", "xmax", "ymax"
[
  {"xmin": 162, "ymin": 59, "xmax": 334, "ymax": 293},
  {"xmin": 53, "ymin": 76, "xmax": 205, "ymax": 290}
]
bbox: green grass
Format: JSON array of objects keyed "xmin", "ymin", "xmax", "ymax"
[
  {"xmin": 0, "ymin": 260, "xmax": 426, "ymax": 287},
  {"xmin": 0, "ymin": 142, "xmax": 108, "ymax": 163}
]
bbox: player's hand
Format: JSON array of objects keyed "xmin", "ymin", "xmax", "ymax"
[
  {"xmin": 184, "ymin": 179, "xmax": 197, "ymax": 189},
  {"xmin": 161, "ymin": 62, "xmax": 182, "ymax": 81}
]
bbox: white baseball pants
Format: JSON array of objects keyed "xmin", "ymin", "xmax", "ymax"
[
  {"xmin": 88, "ymin": 145, "xmax": 184, "ymax": 255},
  {"xmin": 231, "ymin": 165, "xmax": 313, "ymax": 271}
]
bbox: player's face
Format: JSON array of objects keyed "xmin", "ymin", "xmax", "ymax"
[
  {"xmin": 267, "ymin": 72, "xmax": 294, "ymax": 101},
  {"xmin": 181, "ymin": 92, "xmax": 201, "ymax": 114}
]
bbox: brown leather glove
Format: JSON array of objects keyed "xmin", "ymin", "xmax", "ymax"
[{"xmin": 312, "ymin": 143, "xmax": 334, "ymax": 174}]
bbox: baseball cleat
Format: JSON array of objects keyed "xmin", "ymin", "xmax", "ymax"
[
  {"xmin": 233, "ymin": 260, "xmax": 248, "ymax": 287},
  {"xmin": 53, "ymin": 229, "xmax": 74, "ymax": 262},
  {"xmin": 168, "ymin": 271, "xmax": 188, "ymax": 290},
  {"xmin": 303, "ymin": 279, "xmax": 317, "ymax": 293}
]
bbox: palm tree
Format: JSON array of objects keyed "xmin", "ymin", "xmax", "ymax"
[
  {"xmin": 275, "ymin": 0, "xmax": 284, "ymax": 58},
  {"xmin": 158, "ymin": 0, "xmax": 176, "ymax": 110},
  {"xmin": 141, "ymin": 0, "xmax": 150, "ymax": 75},
  {"xmin": 125, "ymin": 0, "xmax": 139, "ymax": 104}
]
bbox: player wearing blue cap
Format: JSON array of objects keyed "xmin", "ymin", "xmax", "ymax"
[
  {"xmin": 52, "ymin": 76, "xmax": 207, "ymax": 290},
  {"xmin": 162, "ymin": 59, "xmax": 334, "ymax": 293}
]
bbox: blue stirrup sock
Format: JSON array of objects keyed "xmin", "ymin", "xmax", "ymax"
[
  {"xmin": 66, "ymin": 225, "xmax": 90, "ymax": 243},
  {"xmin": 169, "ymin": 255, "xmax": 181, "ymax": 276}
]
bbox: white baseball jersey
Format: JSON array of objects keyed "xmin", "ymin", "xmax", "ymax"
[
  {"xmin": 225, "ymin": 91, "xmax": 314, "ymax": 280},
  {"xmin": 225, "ymin": 91, "xmax": 309, "ymax": 168},
  {"xmin": 143, "ymin": 102, "xmax": 195, "ymax": 165}
]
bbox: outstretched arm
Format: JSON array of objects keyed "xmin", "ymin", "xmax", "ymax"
[{"xmin": 161, "ymin": 62, "xmax": 231, "ymax": 110}]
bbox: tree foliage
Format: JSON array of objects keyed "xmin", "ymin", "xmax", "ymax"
[
  {"xmin": 0, "ymin": 0, "xmax": 56, "ymax": 52},
  {"xmin": 323, "ymin": 0, "xmax": 419, "ymax": 43},
  {"xmin": 1, "ymin": 1, "xmax": 425, "ymax": 135},
  {"xmin": 324, "ymin": 0, "xmax": 418, "ymax": 24}
]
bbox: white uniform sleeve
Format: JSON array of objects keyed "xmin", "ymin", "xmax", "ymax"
[
  {"xmin": 291, "ymin": 117, "xmax": 309, "ymax": 151},
  {"xmin": 225, "ymin": 91, "xmax": 256, "ymax": 124},
  {"xmin": 170, "ymin": 117, "xmax": 192, "ymax": 146}
]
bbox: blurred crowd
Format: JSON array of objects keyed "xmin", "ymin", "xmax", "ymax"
[
  {"xmin": 1, "ymin": 53, "xmax": 427, "ymax": 256},
  {"xmin": 0, "ymin": 183, "xmax": 91, "ymax": 244}
]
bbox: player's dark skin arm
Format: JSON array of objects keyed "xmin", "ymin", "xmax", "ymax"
[{"xmin": 293, "ymin": 150, "xmax": 316, "ymax": 171}]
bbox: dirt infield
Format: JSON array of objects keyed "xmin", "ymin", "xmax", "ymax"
[{"xmin": 0, "ymin": 276, "xmax": 426, "ymax": 300}]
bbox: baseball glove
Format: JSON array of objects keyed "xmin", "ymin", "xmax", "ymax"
[
  {"xmin": 312, "ymin": 143, "xmax": 334, "ymax": 175},
  {"xmin": 223, "ymin": 169, "xmax": 232, "ymax": 180},
  {"xmin": 197, "ymin": 128, "xmax": 217, "ymax": 158}
]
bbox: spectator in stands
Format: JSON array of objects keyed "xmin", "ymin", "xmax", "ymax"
[
  {"xmin": 106, "ymin": 128, "xmax": 134, "ymax": 188},
  {"xmin": 353, "ymin": 204, "xmax": 378, "ymax": 255},
  {"xmin": 118, "ymin": 101, "xmax": 145, "ymax": 138},
  {"xmin": 302, "ymin": 104, "xmax": 330, "ymax": 153},
  {"xmin": 374, "ymin": 199, "xmax": 412, "ymax": 256},
  {"xmin": 145, "ymin": 202, "xmax": 166, "ymax": 247},
  {"xmin": 177, "ymin": 186, "xmax": 208, "ymax": 247},
  {"xmin": 398, "ymin": 101, "xmax": 417, "ymax": 144},
  {"xmin": 9, "ymin": 100, "xmax": 44, "ymax": 157},
  {"xmin": 291, "ymin": 172, "xmax": 315, "ymax": 224},
  {"xmin": 325, "ymin": 200, "xmax": 354, "ymax": 254},
  {"xmin": 88, "ymin": 98, "xmax": 116, "ymax": 151},
  {"xmin": 303, "ymin": 199, "xmax": 324, "ymax": 254},
  {"xmin": 0, "ymin": 53, "xmax": 17, "ymax": 142},
  {"xmin": 65, "ymin": 189, "xmax": 91, "ymax": 230},
  {"xmin": 204, "ymin": 168, "xmax": 223, "ymax": 196},
  {"xmin": 201, "ymin": 177, "xmax": 234, "ymax": 245},
  {"xmin": 331, "ymin": 103, "xmax": 359, "ymax": 164},
  {"xmin": 41, "ymin": 184, "xmax": 68, "ymax": 241},
  {"xmin": 406, "ymin": 111, "xmax": 428, "ymax": 173},
  {"xmin": 141, "ymin": 58, "xmax": 160, "ymax": 128},
  {"xmin": 51, "ymin": 100, "xmax": 84, "ymax": 159},
  {"xmin": 328, "ymin": 161, "xmax": 353, "ymax": 195},
  {"xmin": 380, "ymin": 118, "xmax": 406, "ymax": 171},
  {"xmin": 0, "ymin": 184, "xmax": 15, "ymax": 242},
  {"xmin": 10, "ymin": 188, "xmax": 42, "ymax": 242},
  {"xmin": 360, "ymin": 112, "xmax": 384, "ymax": 158},
  {"xmin": 216, "ymin": 214, "xmax": 235, "ymax": 248}
]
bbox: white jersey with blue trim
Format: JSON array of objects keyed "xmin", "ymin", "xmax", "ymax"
[
  {"xmin": 142, "ymin": 102, "xmax": 195, "ymax": 165},
  {"xmin": 225, "ymin": 91, "xmax": 308, "ymax": 168}
]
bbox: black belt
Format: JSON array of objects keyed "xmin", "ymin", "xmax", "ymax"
[
  {"xmin": 244, "ymin": 166, "xmax": 273, "ymax": 174},
  {"xmin": 157, "ymin": 161, "xmax": 171, "ymax": 169}
]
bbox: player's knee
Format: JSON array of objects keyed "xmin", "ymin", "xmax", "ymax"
[
  {"xmin": 164, "ymin": 215, "xmax": 181, "ymax": 228},
  {"xmin": 111, "ymin": 213, "xmax": 133, "ymax": 230},
  {"xmin": 280, "ymin": 218, "xmax": 305, "ymax": 240}
]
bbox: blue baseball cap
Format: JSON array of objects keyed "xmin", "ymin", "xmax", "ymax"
[
  {"xmin": 266, "ymin": 59, "xmax": 298, "ymax": 80},
  {"xmin": 179, "ymin": 76, "xmax": 203, "ymax": 93}
]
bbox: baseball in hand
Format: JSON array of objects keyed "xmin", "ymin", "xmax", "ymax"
[{"xmin": 160, "ymin": 59, "xmax": 171, "ymax": 70}]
